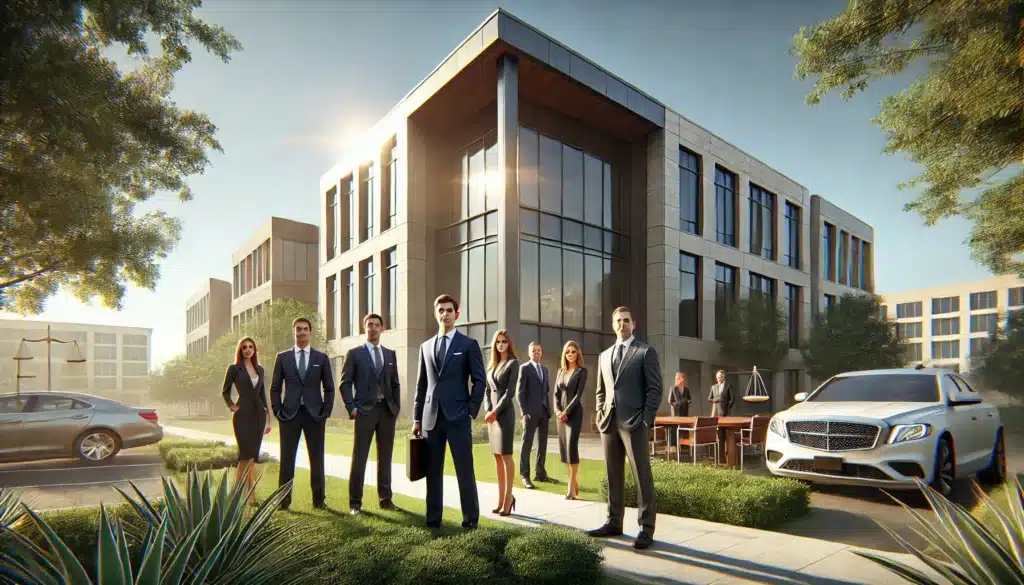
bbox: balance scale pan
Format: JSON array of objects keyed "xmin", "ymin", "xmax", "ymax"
[{"xmin": 743, "ymin": 396, "xmax": 770, "ymax": 403}]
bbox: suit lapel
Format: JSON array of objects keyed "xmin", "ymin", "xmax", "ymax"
[
  {"xmin": 364, "ymin": 345, "xmax": 381, "ymax": 380},
  {"xmin": 602, "ymin": 350, "xmax": 614, "ymax": 388},
  {"xmin": 615, "ymin": 344, "xmax": 639, "ymax": 382},
  {"xmin": 300, "ymin": 349, "xmax": 314, "ymax": 382},
  {"xmin": 438, "ymin": 332, "xmax": 458, "ymax": 376}
]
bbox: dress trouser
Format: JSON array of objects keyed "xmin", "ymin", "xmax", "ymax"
[
  {"xmin": 425, "ymin": 410, "xmax": 479, "ymax": 527},
  {"xmin": 349, "ymin": 400, "xmax": 397, "ymax": 508},
  {"xmin": 278, "ymin": 405, "xmax": 326, "ymax": 507},
  {"xmin": 519, "ymin": 414, "xmax": 549, "ymax": 479},
  {"xmin": 602, "ymin": 419, "xmax": 656, "ymax": 534}
]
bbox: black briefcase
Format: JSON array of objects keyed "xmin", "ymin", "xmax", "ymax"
[{"xmin": 407, "ymin": 434, "xmax": 429, "ymax": 482}]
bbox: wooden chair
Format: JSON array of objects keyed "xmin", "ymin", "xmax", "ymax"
[
  {"xmin": 739, "ymin": 415, "xmax": 770, "ymax": 470},
  {"xmin": 677, "ymin": 417, "xmax": 719, "ymax": 464},
  {"xmin": 649, "ymin": 424, "xmax": 668, "ymax": 458}
]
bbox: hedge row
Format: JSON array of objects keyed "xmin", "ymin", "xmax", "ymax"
[
  {"xmin": 8, "ymin": 506, "xmax": 604, "ymax": 585},
  {"xmin": 157, "ymin": 437, "xmax": 272, "ymax": 471},
  {"xmin": 599, "ymin": 459, "xmax": 810, "ymax": 529}
]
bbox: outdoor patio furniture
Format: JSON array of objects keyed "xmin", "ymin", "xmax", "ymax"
[
  {"xmin": 677, "ymin": 416, "xmax": 719, "ymax": 464},
  {"xmin": 738, "ymin": 414, "xmax": 770, "ymax": 470}
]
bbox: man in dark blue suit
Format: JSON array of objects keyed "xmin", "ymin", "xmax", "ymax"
[
  {"xmin": 412, "ymin": 294, "xmax": 486, "ymax": 529},
  {"xmin": 270, "ymin": 317, "xmax": 335, "ymax": 509},
  {"xmin": 340, "ymin": 313, "xmax": 401, "ymax": 515}
]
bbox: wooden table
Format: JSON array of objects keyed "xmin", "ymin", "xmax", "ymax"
[{"xmin": 654, "ymin": 416, "xmax": 754, "ymax": 469}]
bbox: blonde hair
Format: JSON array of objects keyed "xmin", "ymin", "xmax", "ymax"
[
  {"xmin": 558, "ymin": 340, "xmax": 585, "ymax": 374},
  {"xmin": 487, "ymin": 329, "xmax": 518, "ymax": 371}
]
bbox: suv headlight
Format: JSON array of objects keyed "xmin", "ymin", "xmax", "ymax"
[
  {"xmin": 769, "ymin": 417, "xmax": 787, "ymax": 439},
  {"xmin": 888, "ymin": 424, "xmax": 931, "ymax": 444}
]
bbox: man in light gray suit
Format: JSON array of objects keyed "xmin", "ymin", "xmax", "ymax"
[
  {"xmin": 515, "ymin": 341, "xmax": 551, "ymax": 489},
  {"xmin": 587, "ymin": 306, "xmax": 662, "ymax": 550}
]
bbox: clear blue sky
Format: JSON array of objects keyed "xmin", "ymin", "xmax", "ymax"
[{"xmin": 24, "ymin": 0, "xmax": 993, "ymax": 367}]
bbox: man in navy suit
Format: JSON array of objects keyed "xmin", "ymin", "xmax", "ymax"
[
  {"xmin": 340, "ymin": 313, "xmax": 401, "ymax": 515},
  {"xmin": 413, "ymin": 294, "xmax": 486, "ymax": 529},
  {"xmin": 270, "ymin": 317, "xmax": 335, "ymax": 509}
]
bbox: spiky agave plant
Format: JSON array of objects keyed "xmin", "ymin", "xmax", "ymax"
[
  {"xmin": 0, "ymin": 487, "xmax": 25, "ymax": 528},
  {"xmin": 857, "ymin": 476, "xmax": 1024, "ymax": 584},
  {"xmin": 114, "ymin": 465, "xmax": 313, "ymax": 585}
]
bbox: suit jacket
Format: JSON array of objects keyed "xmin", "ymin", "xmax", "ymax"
[
  {"xmin": 270, "ymin": 348, "xmax": 335, "ymax": 423},
  {"xmin": 555, "ymin": 367, "xmax": 587, "ymax": 417},
  {"xmin": 709, "ymin": 383, "xmax": 734, "ymax": 416},
  {"xmin": 414, "ymin": 330, "xmax": 486, "ymax": 432},
  {"xmin": 516, "ymin": 361, "xmax": 551, "ymax": 420},
  {"xmin": 668, "ymin": 385, "xmax": 690, "ymax": 417},
  {"xmin": 340, "ymin": 344, "xmax": 401, "ymax": 417},
  {"xmin": 594, "ymin": 340, "xmax": 663, "ymax": 433},
  {"xmin": 484, "ymin": 359, "xmax": 519, "ymax": 416},
  {"xmin": 221, "ymin": 363, "xmax": 267, "ymax": 410}
]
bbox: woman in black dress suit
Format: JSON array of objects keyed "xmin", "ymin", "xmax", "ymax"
[
  {"xmin": 483, "ymin": 329, "xmax": 520, "ymax": 516},
  {"xmin": 221, "ymin": 337, "xmax": 271, "ymax": 505},
  {"xmin": 668, "ymin": 372, "xmax": 691, "ymax": 451},
  {"xmin": 554, "ymin": 340, "xmax": 587, "ymax": 500}
]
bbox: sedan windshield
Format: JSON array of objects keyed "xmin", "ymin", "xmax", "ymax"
[{"xmin": 809, "ymin": 374, "xmax": 940, "ymax": 403}]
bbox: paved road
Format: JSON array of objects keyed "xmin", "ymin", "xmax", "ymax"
[{"xmin": 0, "ymin": 451, "xmax": 166, "ymax": 511}]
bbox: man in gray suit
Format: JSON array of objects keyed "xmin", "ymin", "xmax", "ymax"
[
  {"xmin": 515, "ymin": 342, "xmax": 551, "ymax": 489},
  {"xmin": 340, "ymin": 313, "xmax": 401, "ymax": 515},
  {"xmin": 587, "ymin": 306, "xmax": 662, "ymax": 549}
]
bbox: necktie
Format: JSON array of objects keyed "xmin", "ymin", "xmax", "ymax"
[
  {"xmin": 612, "ymin": 344, "xmax": 624, "ymax": 377},
  {"xmin": 436, "ymin": 335, "xmax": 447, "ymax": 369},
  {"xmin": 298, "ymin": 349, "xmax": 307, "ymax": 379},
  {"xmin": 373, "ymin": 345, "xmax": 383, "ymax": 375}
]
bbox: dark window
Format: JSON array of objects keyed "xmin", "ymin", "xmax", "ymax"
[
  {"xmin": 584, "ymin": 154, "xmax": 603, "ymax": 226},
  {"xmin": 809, "ymin": 374, "xmax": 940, "ymax": 403},
  {"xmin": 931, "ymin": 317, "xmax": 960, "ymax": 336},
  {"xmin": 785, "ymin": 283, "xmax": 800, "ymax": 349},
  {"xmin": 539, "ymin": 135, "xmax": 562, "ymax": 214},
  {"xmin": 361, "ymin": 164, "xmax": 375, "ymax": 241},
  {"xmin": 562, "ymin": 144, "xmax": 584, "ymax": 220},
  {"xmin": 360, "ymin": 258, "xmax": 376, "ymax": 320},
  {"xmin": 897, "ymin": 321, "xmax": 923, "ymax": 338},
  {"xmin": 851, "ymin": 236, "xmax": 861, "ymax": 288},
  {"xmin": 714, "ymin": 263, "xmax": 736, "ymax": 340},
  {"xmin": 896, "ymin": 302, "xmax": 923, "ymax": 319},
  {"xmin": 519, "ymin": 128, "xmax": 539, "ymax": 208},
  {"xmin": 679, "ymin": 148, "xmax": 700, "ymax": 235},
  {"xmin": 585, "ymin": 254, "xmax": 603, "ymax": 331},
  {"xmin": 970, "ymin": 337, "xmax": 992, "ymax": 355},
  {"xmin": 384, "ymin": 248, "xmax": 398, "ymax": 329},
  {"xmin": 563, "ymin": 249, "xmax": 584, "ymax": 329},
  {"xmin": 29, "ymin": 395, "xmax": 86, "ymax": 412},
  {"xmin": 970, "ymin": 313, "xmax": 998, "ymax": 334},
  {"xmin": 714, "ymin": 167, "xmax": 736, "ymax": 247},
  {"xmin": 520, "ymin": 241, "xmax": 539, "ymax": 322},
  {"xmin": 326, "ymin": 186, "xmax": 337, "ymax": 260},
  {"xmin": 1009, "ymin": 287, "xmax": 1024, "ymax": 307},
  {"xmin": 680, "ymin": 253, "xmax": 700, "ymax": 338},
  {"xmin": 539, "ymin": 244, "xmax": 562, "ymax": 325},
  {"xmin": 388, "ymin": 144, "xmax": 399, "ymax": 228},
  {"xmin": 823, "ymin": 223, "xmax": 835, "ymax": 280},
  {"xmin": 838, "ymin": 231, "xmax": 849, "ymax": 285},
  {"xmin": 326, "ymin": 275, "xmax": 337, "ymax": 339},
  {"xmin": 748, "ymin": 184, "xmax": 775, "ymax": 260},
  {"xmin": 932, "ymin": 340, "xmax": 960, "ymax": 359},
  {"xmin": 749, "ymin": 272, "xmax": 775, "ymax": 298},
  {"xmin": 343, "ymin": 268, "xmax": 355, "ymax": 337},
  {"xmin": 906, "ymin": 343, "xmax": 923, "ymax": 361},
  {"xmin": 823, "ymin": 294, "xmax": 836, "ymax": 310},
  {"xmin": 931, "ymin": 296, "xmax": 959, "ymax": 315},
  {"xmin": 970, "ymin": 291, "xmax": 997, "ymax": 311},
  {"xmin": 784, "ymin": 202, "xmax": 801, "ymax": 269},
  {"xmin": 347, "ymin": 175, "xmax": 357, "ymax": 250}
]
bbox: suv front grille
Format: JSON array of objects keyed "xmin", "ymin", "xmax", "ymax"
[
  {"xmin": 780, "ymin": 459, "xmax": 891, "ymax": 481},
  {"xmin": 786, "ymin": 421, "xmax": 879, "ymax": 452}
]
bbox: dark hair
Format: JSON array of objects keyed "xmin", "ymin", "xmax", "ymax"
[
  {"xmin": 292, "ymin": 317, "xmax": 312, "ymax": 330},
  {"xmin": 434, "ymin": 294, "xmax": 459, "ymax": 312},
  {"xmin": 234, "ymin": 337, "xmax": 259, "ymax": 367},
  {"xmin": 363, "ymin": 313, "xmax": 384, "ymax": 327},
  {"xmin": 612, "ymin": 306, "xmax": 633, "ymax": 319},
  {"xmin": 488, "ymin": 329, "xmax": 518, "ymax": 371}
]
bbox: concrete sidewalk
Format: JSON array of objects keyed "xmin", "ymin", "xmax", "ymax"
[{"xmin": 163, "ymin": 425, "xmax": 943, "ymax": 585}]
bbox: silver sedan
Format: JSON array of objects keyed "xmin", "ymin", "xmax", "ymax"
[{"xmin": 0, "ymin": 391, "xmax": 164, "ymax": 463}]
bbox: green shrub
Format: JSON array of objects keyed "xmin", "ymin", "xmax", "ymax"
[
  {"xmin": 394, "ymin": 543, "xmax": 496, "ymax": 585},
  {"xmin": 157, "ymin": 437, "xmax": 223, "ymax": 459},
  {"xmin": 504, "ymin": 525, "xmax": 604, "ymax": 585},
  {"xmin": 598, "ymin": 459, "xmax": 810, "ymax": 529},
  {"xmin": 163, "ymin": 445, "xmax": 239, "ymax": 471}
]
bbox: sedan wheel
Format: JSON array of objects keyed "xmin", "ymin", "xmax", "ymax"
[
  {"xmin": 77, "ymin": 431, "xmax": 119, "ymax": 462},
  {"xmin": 931, "ymin": 439, "xmax": 955, "ymax": 498},
  {"xmin": 980, "ymin": 431, "xmax": 1007, "ymax": 485}
]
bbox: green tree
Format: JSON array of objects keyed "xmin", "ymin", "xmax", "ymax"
[
  {"xmin": 718, "ymin": 292, "xmax": 789, "ymax": 372},
  {"xmin": 802, "ymin": 292, "xmax": 907, "ymax": 381},
  {"xmin": 791, "ymin": 1, "xmax": 1024, "ymax": 275},
  {"xmin": 1, "ymin": 0, "xmax": 242, "ymax": 313},
  {"xmin": 970, "ymin": 310, "xmax": 1024, "ymax": 396}
]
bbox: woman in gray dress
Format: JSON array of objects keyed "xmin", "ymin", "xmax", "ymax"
[
  {"xmin": 554, "ymin": 340, "xmax": 587, "ymax": 500},
  {"xmin": 484, "ymin": 329, "xmax": 520, "ymax": 516}
]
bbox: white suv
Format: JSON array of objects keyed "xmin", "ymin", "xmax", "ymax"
[{"xmin": 765, "ymin": 368, "xmax": 1005, "ymax": 496}]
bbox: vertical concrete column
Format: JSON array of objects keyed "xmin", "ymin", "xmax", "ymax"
[{"xmin": 496, "ymin": 54, "xmax": 520, "ymax": 342}]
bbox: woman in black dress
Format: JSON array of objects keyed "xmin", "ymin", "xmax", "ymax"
[
  {"xmin": 668, "ymin": 372, "xmax": 691, "ymax": 452},
  {"xmin": 221, "ymin": 337, "xmax": 271, "ymax": 505},
  {"xmin": 483, "ymin": 329, "xmax": 519, "ymax": 516},
  {"xmin": 554, "ymin": 340, "xmax": 587, "ymax": 500}
]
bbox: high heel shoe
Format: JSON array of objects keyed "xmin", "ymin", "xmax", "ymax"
[
  {"xmin": 492, "ymin": 505, "xmax": 502, "ymax": 514},
  {"xmin": 499, "ymin": 496, "xmax": 516, "ymax": 516}
]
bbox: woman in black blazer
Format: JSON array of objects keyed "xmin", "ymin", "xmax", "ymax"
[
  {"xmin": 668, "ymin": 372, "xmax": 691, "ymax": 450},
  {"xmin": 221, "ymin": 337, "xmax": 272, "ymax": 505},
  {"xmin": 484, "ymin": 329, "xmax": 520, "ymax": 516},
  {"xmin": 554, "ymin": 340, "xmax": 587, "ymax": 500}
]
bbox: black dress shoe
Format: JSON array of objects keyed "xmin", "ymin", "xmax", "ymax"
[
  {"xmin": 535, "ymin": 475, "xmax": 555, "ymax": 483},
  {"xmin": 379, "ymin": 500, "xmax": 399, "ymax": 511},
  {"xmin": 462, "ymin": 522, "xmax": 478, "ymax": 530},
  {"xmin": 586, "ymin": 525, "xmax": 623, "ymax": 538},
  {"xmin": 313, "ymin": 501, "xmax": 327, "ymax": 510},
  {"xmin": 633, "ymin": 531, "xmax": 654, "ymax": 549},
  {"xmin": 350, "ymin": 507, "xmax": 362, "ymax": 515},
  {"xmin": 425, "ymin": 521, "xmax": 442, "ymax": 529},
  {"xmin": 521, "ymin": 476, "xmax": 535, "ymax": 489}
]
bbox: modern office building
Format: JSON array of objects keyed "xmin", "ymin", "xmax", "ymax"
[
  {"xmin": 317, "ymin": 10, "xmax": 875, "ymax": 429},
  {"xmin": 881, "ymin": 274, "xmax": 1024, "ymax": 373},
  {"xmin": 0, "ymin": 318, "xmax": 152, "ymax": 399},
  {"xmin": 185, "ymin": 278, "xmax": 232, "ymax": 357},
  {"xmin": 231, "ymin": 217, "xmax": 319, "ymax": 331}
]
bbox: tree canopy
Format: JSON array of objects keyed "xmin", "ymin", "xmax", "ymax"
[
  {"xmin": 969, "ymin": 310, "xmax": 1024, "ymax": 397},
  {"xmin": 1, "ymin": 0, "xmax": 241, "ymax": 313},
  {"xmin": 792, "ymin": 0, "xmax": 1024, "ymax": 275},
  {"xmin": 717, "ymin": 292, "xmax": 789, "ymax": 373},
  {"xmin": 802, "ymin": 292, "xmax": 907, "ymax": 381},
  {"xmin": 149, "ymin": 300, "xmax": 325, "ymax": 404}
]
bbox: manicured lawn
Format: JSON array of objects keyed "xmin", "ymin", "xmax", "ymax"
[{"xmin": 167, "ymin": 417, "xmax": 611, "ymax": 501}]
